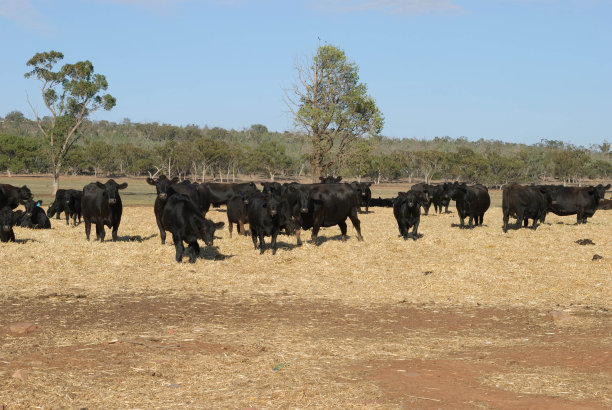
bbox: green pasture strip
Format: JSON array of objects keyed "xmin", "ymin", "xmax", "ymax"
[{"xmin": 1, "ymin": 176, "xmax": 503, "ymax": 208}]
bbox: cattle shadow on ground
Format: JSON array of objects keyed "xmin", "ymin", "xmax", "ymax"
[
  {"xmin": 12, "ymin": 238, "xmax": 40, "ymax": 244},
  {"xmin": 450, "ymin": 223, "xmax": 489, "ymax": 229},
  {"xmin": 198, "ymin": 246, "xmax": 234, "ymax": 261},
  {"xmin": 311, "ymin": 234, "xmax": 359, "ymax": 245},
  {"xmin": 115, "ymin": 234, "xmax": 158, "ymax": 243},
  {"xmin": 396, "ymin": 233, "xmax": 424, "ymax": 240}
]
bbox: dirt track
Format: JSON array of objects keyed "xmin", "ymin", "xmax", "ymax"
[{"xmin": 1, "ymin": 293, "xmax": 610, "ymax": 408}]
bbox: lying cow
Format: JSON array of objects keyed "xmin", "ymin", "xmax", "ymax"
[
  {"xmin": 82, "ymin": 179, "xmax": 128, "ymax": 242},
  {"xmin": 502, "ymin": 183, "xmax": 549, "ymax": 232},
  {"xmin": 161, "ymin": 194, "xmax": 224, "ymax": 263},
  {"xmin": 20, "ymin": 200, "xmax": 51, "ymax": 229}
]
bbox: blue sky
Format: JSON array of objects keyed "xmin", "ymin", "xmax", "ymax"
[{"xmin": 1, "ymin": 0, "xmax": 610, "ymax": 147}]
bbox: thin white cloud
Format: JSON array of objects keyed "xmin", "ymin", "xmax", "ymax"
[
  {"xmin": 0, "ymin": 0, "xmax": 48, "ymax": 29},
  {"xmin": 311, "ymin": 0, "xmax": 464, "ymax": 14}
]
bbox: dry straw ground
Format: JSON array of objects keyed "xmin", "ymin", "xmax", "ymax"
[{"xmin": 0, "ymin": 182, "xmax": 611, "ymax": 408}]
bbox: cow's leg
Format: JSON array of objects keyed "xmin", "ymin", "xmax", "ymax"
[
  {"xmin": 338, "ymin": 220, "xmax": 348, "ymax": 241},
  {"xmin": 295, "ymin": 229, "xmax": 302, "ymax": 246},
  {"xmin": 156, "ymin": 215, "xmax": 166, "ymax": 244},
  {"xmin": 172, "ymin": 233, "xmax": 184, "ymax": 262},
  {"xmin": 111, "ymin": 225, "xmax": 118, "ymax": 242},
  {"xmin": 188, "ymin": 241, "xmax": 200, "ymax": 263},
  {"xmin": 348, "ymin": 208, "xmax": 363, "ymax": 241},
  {"xmin": 516, "ymin": 209, "xmax": 524, "ymax": 230},
  {"xmin": 65, "ymin": 211, "xmax": 70, "ymax": 225},
  {"xmin": 468, "ymin": 215, "xmax": 474, "ymax": 228},
  {"xmin": 399, "ymin": 223, "xmax": 408, "ymax": 240},
  {"xmin": 85, "ymin": 219, "xmax": 91, "ymax": 241},
  {"xmin": 258, "ymin": 232, "xmax": 266, "ymax": 255},
  {"xmin": 98, "ymin": 224, "xmax": 106, "ymax": 242},
  {"xmin": 411, "ymin": 219, "xmax": 420, "ymax": 240},
  {"xmin": 251, "ymin": 228, "xmax": 258, "ymax": 250},
  {"xmin": 311, "ymin": 217, "xmax": 321, "ymax": 244},
  {"xmin": 228, "ymin": 221, "xmax": 233, "ymax": 238},
  {"xmin": 271, "ymin": 230, "xmax": 278, "ymax": 255},
  {"xmin": 502, "ymin": 209, "xmax": 510, "ymax": 233}
]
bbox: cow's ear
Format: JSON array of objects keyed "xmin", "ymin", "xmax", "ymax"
[
  {"xmin": 367, "ymin": 182, "xmax": 372, "ymax": 186},
  {"xmin": 118, "ymin": 183, "xmax": 128, "ymax": 190},
  {"xmin": 146, "ymin": 178, "xmax": 156, "ymax": 185},
  {"xmin": 96, "ymin": 182, "xmax": 106, "ymax": 189},
  {"xmin": 171, "ymin": 178, "xmax": 179, "ymax": 184},
  {"xmin": 605, "ymin": 184, "xmax": 612, "ymax": 190},
  {"xmin": 214, "ymin": 221, "xmax": 225, "ymax": 230}
]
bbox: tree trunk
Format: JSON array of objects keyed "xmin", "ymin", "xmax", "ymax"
[
  {"xmin": 53, "ymin": 167, "xmax": 60, "ymax": 196},
  {"xmin": 312, "ymin": 149, "xmax": 321, "ymax": 183}
]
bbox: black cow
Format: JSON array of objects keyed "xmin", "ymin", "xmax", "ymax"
[
  {"xmin": 299, "ymin": 184, "xmax": 363, "ymax": 244},
  {"xmin": 447, "ymin": 182, "xmax": 491, "ymax": 228},
  {"xmin": 0, "ymin": 184, "xmax": 32, "ymax": 209},
  {"xmin": 598, "ymin": 198, "xmax": 612, "ymax": 210},
  {"xmin": 502, "ymin": 183, "xmax": 549, "ymax": 232},
  {"xmin": 280, "ymin": 184, "xmax": 310, "ymax": 245},
  {"xmin": 410, "ymin": 183, "xmax": 433, "ymax": 215},
  {"xmin": 82, "ymin": 179, "xmax": 128, "ymax": 241},
  {"xmin": 247, "ymin": 193, "xmax": 284, "ymax": 254},
  {"xmin": 147, "ymin": 175, "xmax": 180, "ymax": 244},
  {"xmin": 369, "ymin": 196, "xmax": 394, "ymax": 207},
  {"xmin": 63, "ymin": 189, "xmax": 82, "ymax": 226},
  {"xmin": 20, "ymin": 199, "xmax": 51, "ymax": 229},
  {"xmin": 432, "ymin": 184, "xmax": 451, "ymax": 214},
  {"xmin": 261, "ymin": 181, "xmax": 282, "ymax": 195},
  {"xmin": 349, "ymin": 181, "xmax": 372, "ymax": 213},
  {"xmin": 393, "ymin": 191, "xmax": 425, "ymax": 240},
  {"xmin": 161, "ymin": 194, "xmax": 224, "ymax": 263},
  {"xmin": 319, "ymin": 176, "xmax": 342, "ymax": 184},
  {"xmin": 538, "ymin": 184, "xmax": 611, "ymax": 224},
  {"xmin": 199, "ymin": 182, "xmax": 260, "ymax": 210},
  {"xmin": 47, "ymin": 189, "xmax": 67, "ymax": 220},
  {"xmin": 0, "ymin": 207, "xmax": 15, "ymax": 242},
  {"xmin": 226, "ymin": 194, "xmax": 249, "ymax": 238}
]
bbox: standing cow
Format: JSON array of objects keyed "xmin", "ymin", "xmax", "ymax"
[
  {"xmin": 63, "ymin": 189, "xmax": 83, "ymax": 226},
  {"xmin": 393, "ymin": 191, "xmax": 424, "ymax": 240},
  {"xmin": 502, "ymin": 184, "xmax": 549, "ymax": 232},
  {"xmin": 146, "ymin": 175, "xmax": 180, "ymax": 244},
  {"xmin": 538, "ymin": 184, "xmax": 611, "ymax": 224},
  {"xmin": 161, "ymin": 194, "xmax": 224, "ymax": 263},
  {"xmin": 447, "ymin": 182, "xmax": 490, "ymax": 228},
  {"xmin": 0, "ymin": 184, "xmax": 32, "ymax": 209},
  {"xmin": 300, "ymin": 184, "xmax": 363, "ymax": 244},
  {"xmin": 82, "ymin": 179, "xmax": 128, "ymax": 242},
  {"xmin": 47, "ymin": 189, "xmax": 67, "ymax": 220}
]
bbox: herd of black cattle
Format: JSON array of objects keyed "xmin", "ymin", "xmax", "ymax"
[{"xmin": 1, "ymin": 175, "xmax": 610, "ymax": 263}]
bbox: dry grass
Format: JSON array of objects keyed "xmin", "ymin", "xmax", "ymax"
[
  {"xmin": 1, "ymin": 205, "xmax": 610, "ymax": 308},
  {"xmin": 1, "ymin": 202, "xmax": 611, "ymax": 408}
]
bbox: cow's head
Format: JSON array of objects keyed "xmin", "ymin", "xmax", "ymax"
[
  {"xmin": 18, "ymin": 185, "xmax": 33, "ymax": 204},
  {"xmin": 593, "ymin": 184, "xmax": 611, "ymax": 201},
  {"xmin": 147, "ymin": 175, "xmax": 178, "ymax": 200},
  {"xmin": 0, "ymin": 207, "xmax": 14, "ymax": 233},
  {"xmin": 262, "ymin": 194, "xmax": 280, "ymax": 217},
  {"xmin": 46, "ymin": 202, "xmax": 57, "ymax": 217},
  {"xmin": 446, "ymin": 182, "xmax": 467, "ymax": 201},
  {"xmin": 198, "ymin": 219, "xmax": 225, "ymax": 246},
  {"xmin": 287, "ymin": 185, "xmax": 309, "ymax": 213},
  {"xmin": 96, "ymin": 179, "xmax": 128, "ymax": 205}
]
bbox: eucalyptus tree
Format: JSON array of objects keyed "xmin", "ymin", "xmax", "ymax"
[
  {"xmin": 25, "ymin": 50, "xmax": 116, "ymax": 194},
  {"xmin": 287, "ymin": 44, "xmax": 384, "ymax": 182}
]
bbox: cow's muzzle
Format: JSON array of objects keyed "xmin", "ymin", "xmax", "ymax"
[
  {"xmin": 2, "ymin": 225, "xmax": 11, "ymax": 232},
  {"xmin": 108, "ymin": 198, "xmax": 117, "ymax": 205},
  {"xmin": 270, "ymin": 210, "xmax": 277, "ymax": 216},
  {"xmin": 159, "ymin": 193, "xmax": 167, "ymax": 200},
  {"xmin": 301, "ymin": 207, "xmax": 309, "ymax": 213}
]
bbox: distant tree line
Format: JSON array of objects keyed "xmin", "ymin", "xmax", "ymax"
[{"xmin": 1, "ymin": 110, "xmax": 611, "ymax": 185}]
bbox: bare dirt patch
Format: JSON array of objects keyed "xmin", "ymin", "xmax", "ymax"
[{"xmin": 0, "ymin": 293, "xmax": 610, "ymax": 408}]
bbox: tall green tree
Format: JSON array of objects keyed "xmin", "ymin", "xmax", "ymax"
[
  {"xmin": 25, "ymin": 50, "xmax": 116, "ymax": 194},
  {"xmin": 288, "ymin": 44, "xmax": 384, "ymax": 182}
]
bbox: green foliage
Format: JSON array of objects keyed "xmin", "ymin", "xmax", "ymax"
[
  {"xmin": 291, "ymin": 44, "xmax": 384, "ymax": 181},
  {"xmin": 0, "ymin": 134, "xmax": 45, "ymax": 173},
  {"xmin": 244, "ymin": 141, "xmax": 293, "ymax": 180}
]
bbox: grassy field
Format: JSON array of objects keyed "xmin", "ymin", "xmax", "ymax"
[
  {"xmin": 0, "ymin": 175, "xmax": 610, "ymax": 407},
  {"xmin": 1, "ymin": 175, "xmax": 504, "ymax": 208}
]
